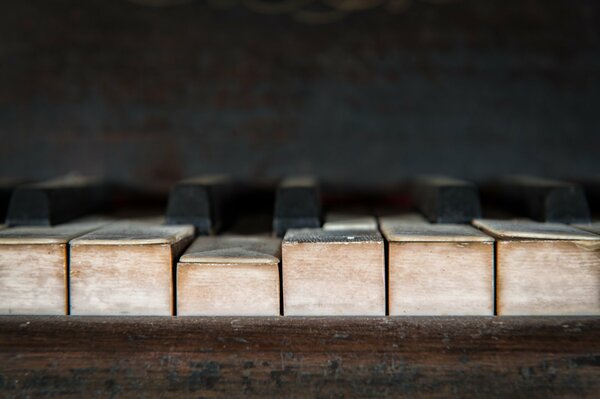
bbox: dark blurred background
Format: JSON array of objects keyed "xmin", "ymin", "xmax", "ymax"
[{"xmin": 1, "ymin": 0, "xmax": 598, "ymax": 190}]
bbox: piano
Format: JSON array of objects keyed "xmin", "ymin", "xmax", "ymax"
[
  {"xmin": 0, "ymin": 174, "xmax": 598, "ymax": 397},
  {"xmin": 2, "ymin": 0, "xmax": 599, "ymax": 396}
]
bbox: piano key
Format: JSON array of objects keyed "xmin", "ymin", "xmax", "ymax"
[
  {"xmin": 69, "ymin": 221, "xmax": 194, "ymax": 315},
  {"xmin": 579, "ymin": 177, "xmax": 600, "ymax": 217},
  {"xmin": 0, "ymin": 221, "xmax": 106, "ymax": 315},
  {"xmin": 473, "ymin": 219, "xmax": 600, "ymax": 315},
  {"xmin": 282, "ymin": 229, "xmax": 385, "ymax": 316},
  {"xmin": 165, "ymin": 175, "xmax": 234, "ymax": 235},
  {"xmin": 410, "ymin": 176, "xmax": 482, "ymax": 223},
  {"xmin": 574, "ymin": 222, "xmax": 600, "ymax": 236},
  {"xmin": 6, "ymin": 175, "xmax": 110, "ymax": 226},
  {"xmin": 323, "ymin": 207, "xmax": 378, "ymax": 231},
  {"xmin": 377, "ymin": 211, "xmax": 428, "ymax": 229},
  {"xmin": 0, "ymin": 179, "xmax": 25, "ymax": 224},
  {"xmin": 176, "ymin": 235, "xmax": 281, "ymax": 316},
  {"xmin": 381, "ymin": 214, "xmax": 494, "ymax": 316},
  {"xmin": 488, "ymin": 176, "xmax": 591, "ymax": 223},
  {"xmin": 273, "ymin": 177, "xmax": 321, "ymax": 237}
]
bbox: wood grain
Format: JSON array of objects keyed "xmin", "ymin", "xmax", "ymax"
[
  {"xmin": 0, "ymin": 244, "xmax": 67, "ymax": 315},
  {"xmin": 282, "ymin": 229, "xmax": 385, "ymax": 315},
  {"xmin": 496, "ymin": 240, "xmax": 600, "ymax": 315},
  {"xmin": 475, "ymin": 219, "xmax": 600, "ymax": 315},
  {"xmin": 382, "ymin": 221, "xmax": 494, "ymax": 315},
  {"xmin": 0, "ymin": 316, "xmax": 599, "ymax": 398},
  {"xmin": 70, "ymin": 222, "xmax": 194, "ymax": 315},
  {"xmin": 0, "ymin": 223, "xmax": 106, "ymax": 315}
]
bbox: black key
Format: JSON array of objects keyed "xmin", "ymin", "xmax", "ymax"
[
  {"xmin": 273, "ymin": 177, "xmax": 321, "ymax": 237},
  {"xmin": 6, "ymin": 176, "xmax": 110, "ymax": 226},
  {"xmin": 410, "ymin": 176, "xmax": 482, "ymax": 223},
  {"xmin": 0, "ymin": 179, "xmax": 25, "ymax": 223},
  {"xmin": 578, "ymin": 177, "xmax": 600, "ymax": 215},
  {"xmin": 165, "ymin": 175, "xmax": 235, "ymax": 235},
  {"xmin": 489, "ymin": 176, "xmax": 591, "ymax": 224}
]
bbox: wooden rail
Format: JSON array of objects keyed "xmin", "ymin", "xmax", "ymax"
[{"xmin": 1, "ymin": 316, "xmax": 599, "ymax": 397}]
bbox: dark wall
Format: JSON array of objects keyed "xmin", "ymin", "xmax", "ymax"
[{"xmin": 1, "ymin": 0, "xmax": 599, "ymax": 188}]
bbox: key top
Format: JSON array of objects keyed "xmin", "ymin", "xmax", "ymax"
[
  {"xmin": 323, "ymin": 207, "xmax": 378, "ymax": 231},
  {"xmin": 410, "ymin": 176, "xmax": 482, "ymax": 223}
]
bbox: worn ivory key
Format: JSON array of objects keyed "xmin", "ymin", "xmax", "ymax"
[
  {"xmin": 177, "ymin": 235, "xmax": 281, "ymax": 316},
  {"xmin": 473, "ymin": 219, "xmax": 600, "ymax": 315},
  {"xmin": 381, "ymin": 214, "xmax": 494, "ymax": 315},
  {"xmin": 0, "ymin": 221, "xmax": 105, "ymax": 315},
  {"xmin": 69, "ymin": 221, "xmax": 194, "ymax": 315},
  {"xmin": 282, "ymin": 228, "xmax": 385, "ymax": 316},
  {"xmin": 323, "ymin": 207, "xmax": 378, "ymax": 231}
]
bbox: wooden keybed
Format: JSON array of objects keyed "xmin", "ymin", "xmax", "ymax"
[{"xmin": 1, "ymin": 316, "xmax": 599, "ymax": 397}]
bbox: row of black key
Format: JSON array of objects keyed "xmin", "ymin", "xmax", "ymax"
[{"xmin": 0, "ymin": 174, "xmax": 596, "ymax": 231}]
